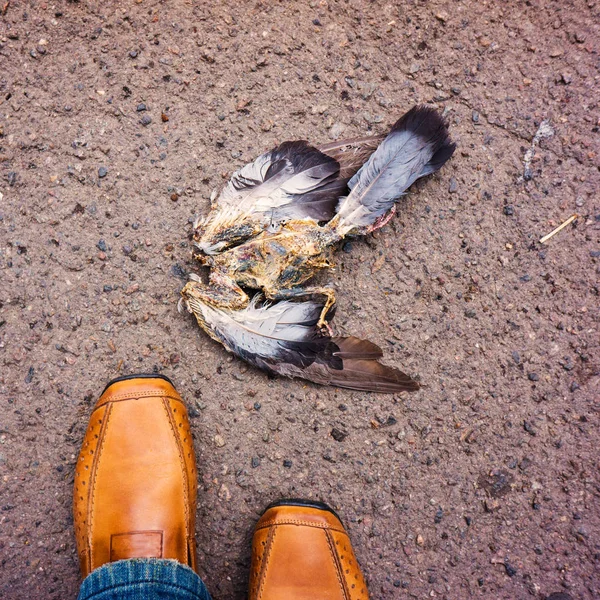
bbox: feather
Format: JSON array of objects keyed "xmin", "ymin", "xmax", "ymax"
[
  {"xmin": 216, "ymin": 141, "xmax": 342, "ymax": 221},
  {"xmin": 318, "ymin": 134, "xmax": 385, "ymax": 179},
  {"xmin": 184, "ymin": 293, "xmax": 419, "ymax": 393},
  {"xmin": 195, "ymin": 141, "xmax": 348, "ymax": 254},
  {"xmin": 331, "ymin": 336, "xmax": 383, "ymax": 359},
  {"xmin": 302, "ymin": 355, "xmax": 420, "ymax": 393},
  {"xmin": 332, "ymin": 106, "xmax": 456, "ymax": 235},
  {"xmin": 186, "ymin": 295, "xmax": 339, "ymax": 369}
]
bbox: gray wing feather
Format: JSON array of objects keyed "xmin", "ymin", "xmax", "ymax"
[
  {"xmin": 216, "ymin": 141, "xmax": 343, "ymax": 222},
  {"xmin": 333, "ymin": 105, "xmax": 455, "ymax": 234},
  {"xmin": 187, "ymin": 295, "xmax": 419, "ymax": 393}
]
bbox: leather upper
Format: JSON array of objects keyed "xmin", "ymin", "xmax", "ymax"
[
  {"xmin": 249, "ymin": 504, "xmax": 369, "ymax": 600},
  {"xmin": 73, "ymin": 376, "xmax": 197, "ymax": 577}
]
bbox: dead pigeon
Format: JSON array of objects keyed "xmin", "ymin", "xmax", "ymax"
[{"xmin": 181, "ymin": 105, "xmax": 455, "ymax": 392}]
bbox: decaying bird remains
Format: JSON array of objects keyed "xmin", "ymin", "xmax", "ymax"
[{"xmin": 181, "ymin": 106, "xmax": 455, "ymax": 393}]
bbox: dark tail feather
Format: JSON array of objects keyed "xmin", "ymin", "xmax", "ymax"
[
  {"xmin": 331, "ymin": 336, "xmax": 383, "ymax": 359},
  {"xmin": 331, "ymin": 105, "xmax": 455, "ymax": 235},
  {"xmin": 321, "ymin": 355, "xmax": 420, "ymax": 393},
  {"xmin": 307, "ymin": 336, "xmax": 420, "ymax": 393}
]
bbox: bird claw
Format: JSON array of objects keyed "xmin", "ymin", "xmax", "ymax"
[
  {"xmin": 318, "ymin": 319, "xmax": 334, "ymax": 336},
  {"xmin": 367, "ymin": 205, "xmax": 396, "ymax": 233}
]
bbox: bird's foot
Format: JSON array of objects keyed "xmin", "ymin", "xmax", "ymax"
[
  {"xmin": 367, "ymin": 205, "xmax": 396, "ymax": 233},
  {"xmin": 318, "ymin": 320, "xmax": 334, "ymax": 336}
]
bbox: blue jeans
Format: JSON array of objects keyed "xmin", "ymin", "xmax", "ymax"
[{"xmin": 77, "ymin": 559, "xmax": 213, "ymax": 600}]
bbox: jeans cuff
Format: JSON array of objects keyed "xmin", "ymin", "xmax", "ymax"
[{"xmin": 77, "ymin": 558, "xmax": 212, "ymax": 600}]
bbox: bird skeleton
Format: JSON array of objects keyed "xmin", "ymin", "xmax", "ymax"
[{"xmin": 181, "ymin": 106, "xmax": 456, "ymax": 393}]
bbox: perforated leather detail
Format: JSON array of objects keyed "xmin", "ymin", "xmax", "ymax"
[
  {"xmin": 249, "ymin": 506, "xmax": 370, "ymax": 600},
  {"xmin": 166, "ymin": 397, "xmax": 198, "ymax": 570},
  {"xmin": 73, "ymin": 404, "xmax": 110, "ymax": 573},
  {"xmin": 330, "ymin": 530, "xmax": 369, "ymax": 600},
  {"xmin": 249, "ymin": 526, "xmax": 272, "ymax": 599}
]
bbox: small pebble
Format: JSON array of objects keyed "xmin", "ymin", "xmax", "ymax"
[
  {"xmin": 448, "ymin": 178, "xmax": 458, "ymax": 193},
  {"xmin": 170, "ymin": 264, "xmax": 187, "ymax": 279},
  {"xmin": 331, "ymin": 428, "xmax": 348, "ymax": 442},
  {"xmin": 503, "ymin": 205, "xmax": 514, "ymax": 216},
  {"xmin": 484, "ymin": 498, "xmax": 500, "ymax": 512},
  {"xmin": 283, "ymin": 459, "xmax": 293, "ymax": 468},
  {"xmin": 97, "ymin": 239, "xmax": 107, "ymax": 252},
  {"xmin": 561, "ymin": 72, "xmax": 572, "ymax": 85},
  {"xmin": 329, "ymin": 122, "xmax": 346, "ymax": 140},
  {"xmin": 140, "ymin": 115, "xmax": 152, "ymax": 126},
  {"xmin": 528, "ymin": 373, "xmax": 539, "ymax": 382},
  {"xmin": 137, "ymin": 103, "xmax": 147, "ymax": 112},
  {"xmin": 129, "ymin": 50, "xmax": 138, "ymax": 59},
  {"xmin": 472, "ymin": 110, "xmax": 480, "ymax": 123},
  {"xmin": 98, "ymin": 166, "xmax": 108, "ymax": 178},
  {"xmin": 251, "ymin": 457, "xmax": 261, "ymax": 468}
]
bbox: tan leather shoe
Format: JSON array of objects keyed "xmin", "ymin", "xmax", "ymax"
[
  {"xmin": 73, "ymin": 374, "xmax": 197, "ymax": 577},
  {"xmin": 249, "ymin": 500, "xmax": 370, "ymax": 600}
]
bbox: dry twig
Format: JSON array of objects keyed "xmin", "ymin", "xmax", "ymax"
[{"xmin": 539, "ymin": 214, "xmax": 577, "ymax": 244}]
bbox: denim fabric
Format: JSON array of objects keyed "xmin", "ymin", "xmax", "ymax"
[{"xmin": 77, "ymin": 558, "xmax": 212, "ymax": 600}]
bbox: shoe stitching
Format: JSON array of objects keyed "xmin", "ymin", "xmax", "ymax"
[
  {"xmin": 95, "ymin": 390, "xmax": 181, "ymax": 407},
  {"xmin": 161, "ymin": 397, "xmax": 191, "ymax": 564},
  {"xmin": 256, "ymin": 518, "xmax": 346, "ymax": 533},
  {"xmin": 87, "ymin": 402, "xmax": 113, "ymax": 574},
  {"xmin": 256, "ymin": 524, "xmax": 277, "ymax": 600},
  {"xmin": 326, "ymin": 529, "xmax": 350, "ymax": 600}
]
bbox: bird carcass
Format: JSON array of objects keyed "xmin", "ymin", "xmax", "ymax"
[{"xmin": 180, "ymin": 105, "xmax": 455, "ymax": 393}]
